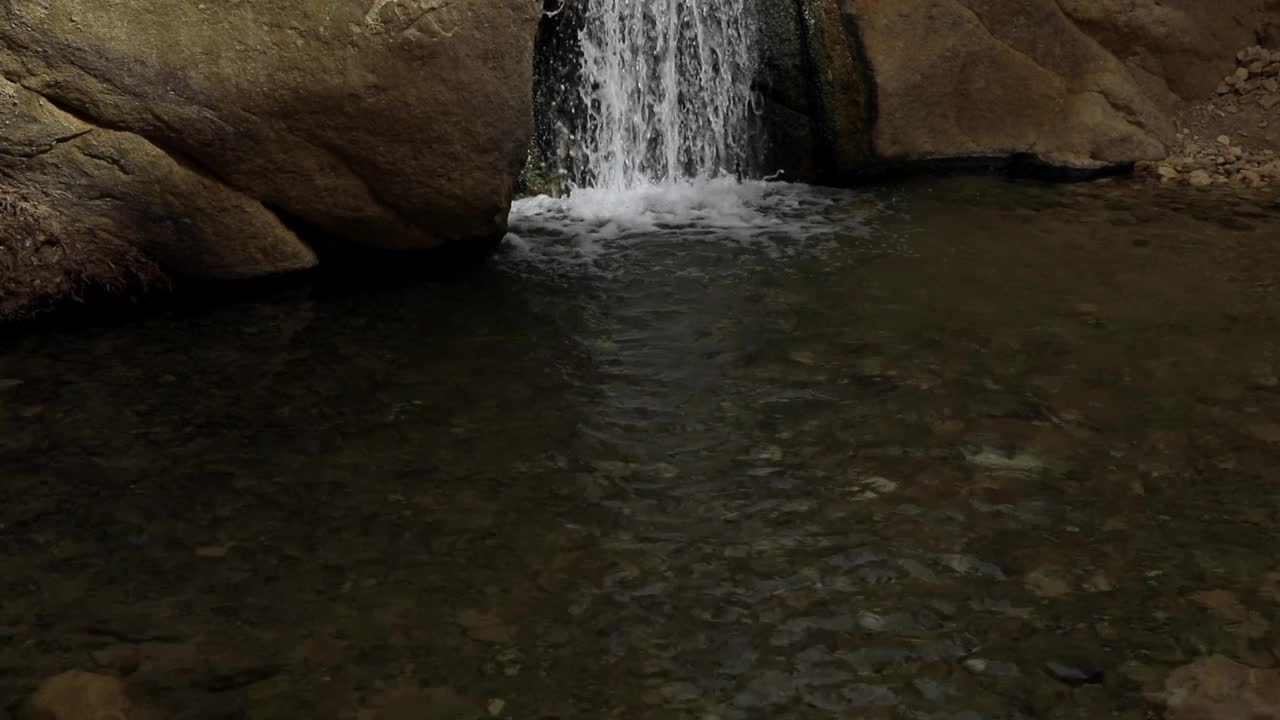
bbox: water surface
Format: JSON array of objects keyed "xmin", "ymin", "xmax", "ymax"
[{"xmin": 2, "ymin": 177, "xmax": 1279, "ymax": 718}]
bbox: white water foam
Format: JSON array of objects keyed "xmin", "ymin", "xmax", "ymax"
[{"xmin": 504, "ymin": 177, "xmax": 884, "ymax": 270}]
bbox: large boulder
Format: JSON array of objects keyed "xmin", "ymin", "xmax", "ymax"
[
  {"xmin": 0, "ymin": 0, "xmax": 542, "ymax": 276},
  {"xmin": 0, "ymin": 78, "xmax": 315, "ymax": 279},
  {"xmin": 845, "ymin": 0, "xmax": 1173, "ymax": 172},
  {"xmin": 762, "ymin": 0, "xmax": 1277, "ymax": 180}
]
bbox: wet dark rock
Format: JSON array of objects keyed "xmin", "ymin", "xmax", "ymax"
[
  {"xmin": 798, "ymin": 686, "xmax": 848, "ymax": 711},
  {"xmin": 732, "ymin": 670, "xmax": 796, "ymax": 707},
  {"xmin": 1044, "ymin": 661, "xmax": 1104, "ymax": 686},
  {"xmin": 899, "ymin": 559, "xmax": 940, "ymax": 583},
  {"xmin": 962, "ymin": 658, "xmax": 1020, "ymax": 677},
  {"xmin": 656, "ymin": 682, "xmax": 701, "ymax": 702},
  {"xmin": 1024, "ymin": 565, "xmax": 1073, "ymax": 598},
  {"xmin": 939, "ymin": 554, "xmax": 1007, "ymax": 580},
  {"xmin": 842, "ymin": 683, "xmax": 897, "ymax": 707},
  {"xmin": 913, "ymin": 678, "xmax": 957, "ymax": 701}
]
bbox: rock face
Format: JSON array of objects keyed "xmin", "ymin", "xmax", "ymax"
[
  {"xmin": 0, "ymin": 78, "xmax": 316, "ymax": 279},
  {"xmin": 1054, "ymin": 0, "xmax": 1278, "ymax": 101},
  {"xmin": 0, "ymin": 0, "xmax": 541, "ymax": 281},
  {"xmin": 762, "ymin": 0, "xmax": 1278, "ymax": 180},
  {"xmin": 845, "ymin": 0, "xmax": 1173, "ymax": 172},
  {"xmin": 754, "ymin": 0, "xmax": 873, "ymax": 181}
]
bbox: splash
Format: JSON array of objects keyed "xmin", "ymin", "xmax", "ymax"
[{"xmin": 506, "ymin": 178, "xmax": 885, "ymax": 271}]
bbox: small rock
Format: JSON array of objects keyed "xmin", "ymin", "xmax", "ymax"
[
  {"xmin": 1217, "ymin": 82, "xmax": 1232, "ymax": 95},
  {"xmin": 1249, "ymin": 424, "xmax": 1280, "ymax": 444},
  {"xmin": 21, "ymin": 671, "xmax": 128, "ymax": 720},
  {"xmin": 1237, "ymin": 67, "xmax": 1251, "ymax": 82},
  {"xmin": 1189, "ymin": 170, "xmax": 1214, "ymax": 187},
  {"xmin": 931, "ymin": 419, "xmax": 965, "ymax": 435},
  {"xmin": 194, "ymin": 544, "xmax": 232, "ymax": 559},
  {"xmin": 1261, "ymin": 95, "xmax": 1280, "ymax": 111},
  {"xmin": 1025, "ymin": 566, "xmax": 1073, "ymax": 598},
  {"xmin": 1262, "ymin": 572, "xmax": 1280, "ymax": 604},
  {"xmin": 1217, "ymin": 135, "xmax": 1233, "ymax": 147},
  {"xmin": 1250, "ymin": 374, "xmax": 1280, "ymax": 389},
  {"xmin": 1163, "ymin": 655, "xmax": 1280, "ymax": 720},
  {"xmin": 487, "ymin": 698, "xmax": 506, "ymax": 716},
  {"xmin": 1044, "ymin": 661, "xmax": 1103, "ymax": 686},
  {"xmin": 861, "ymin": 476, "xmax": 898, "ymax": 494},
  {"xmin": 965, "ymin": 447, "xmax": 1045, "ymax": 473},
  {"xmin": 912, "ymin": 678, "xmax": 955, "ymax": 701},
  {"xmin": 1083, "ymin": 573, "xmax": 1115, "ymax": 593},
  {"xmin": 963, "ymin": 658, "xmax": 1020, "ymax": 677},
  {"xmin": 1156, "ymin": 164, "xmax": 1179, "ymax": 180}
]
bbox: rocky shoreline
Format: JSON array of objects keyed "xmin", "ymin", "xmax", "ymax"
[{"xmin": 1139, "ymin": 45, "xmax": 1280, "ymax": 190}]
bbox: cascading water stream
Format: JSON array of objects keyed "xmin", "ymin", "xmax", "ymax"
[
  {"xmin": 508, "ymin": 0, "xmax": 877, "ymax": 265},
  {"xmin": 575, "ymin": 0, "xmax": 758, "ymax": 189}
]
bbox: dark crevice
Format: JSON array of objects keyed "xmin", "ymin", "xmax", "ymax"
[
  {"xmin": 259, "ymin": 202, "xmax": 500, "ymax": 286},
  {"xmin": 791, "ymin": 0, "xmax": 828, "ymax": 179},
  {"xmin": 833, "ymin": 5, "xmax": 878, "ymax": 178}
]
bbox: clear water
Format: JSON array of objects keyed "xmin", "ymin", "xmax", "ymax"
[
  {"xmin": 574, "ymin": 0, "xmax": 757, "ymax": 188},
  {"xmin": 3, "ymin": 177, "xmax": 1279, "ymax": 718}
]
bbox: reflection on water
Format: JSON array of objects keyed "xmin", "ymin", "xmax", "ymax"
[{"xmin": 2, "ymin": 177, "xmax": 1279, "ymax": 718}]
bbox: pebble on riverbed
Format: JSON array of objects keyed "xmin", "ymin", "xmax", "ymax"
[
  {"xmin": 1163, "ymin": 655, "xmax": 1280, "ymax": 720},
  {"xmin": 20, "ymin": 671, "xmax": 129, "ymax": 720},
  {"xmin": 1138, "ymin": 45, "xmax": 1280, "ymax": 190}
]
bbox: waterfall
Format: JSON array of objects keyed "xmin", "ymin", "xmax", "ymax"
[{"xmin": 569, "ymin": 0, "xmax": 758, "ymax": 190}]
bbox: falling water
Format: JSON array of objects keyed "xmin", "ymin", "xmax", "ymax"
[
  {"xmin": 510, "ymin": 0, "xmax": 853, "ymax": 265},
  {"xmin": 574, "ymin": 0, "xmax": 757, "ymax": 189}
]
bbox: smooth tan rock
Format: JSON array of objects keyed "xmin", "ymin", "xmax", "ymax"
[
  {"xmin": 1052, "ymin": 0, "xmax": 1274, "ymax": 100},
  {"xmin": 0, "ymin": 78, "xmax": 316, "ymax": 279},
  {"xmin": 841, "ymin": 0, "xmax": 1172, "ymax": 170},
  {"xmin": 21, "ymin": 671, "xmax": 128, "ymax": 720},
  {"xmin": 0, "ymin": 0, "xmax": 541, "ymax": 253},
  {"xmin": 1189, "ymin": 169, "xmax": 1214, "ymax": 186}
]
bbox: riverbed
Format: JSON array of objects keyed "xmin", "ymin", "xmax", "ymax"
[{"xmin": 2, "ymin": 176, "xmax": 1279, "ymax": 718}]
